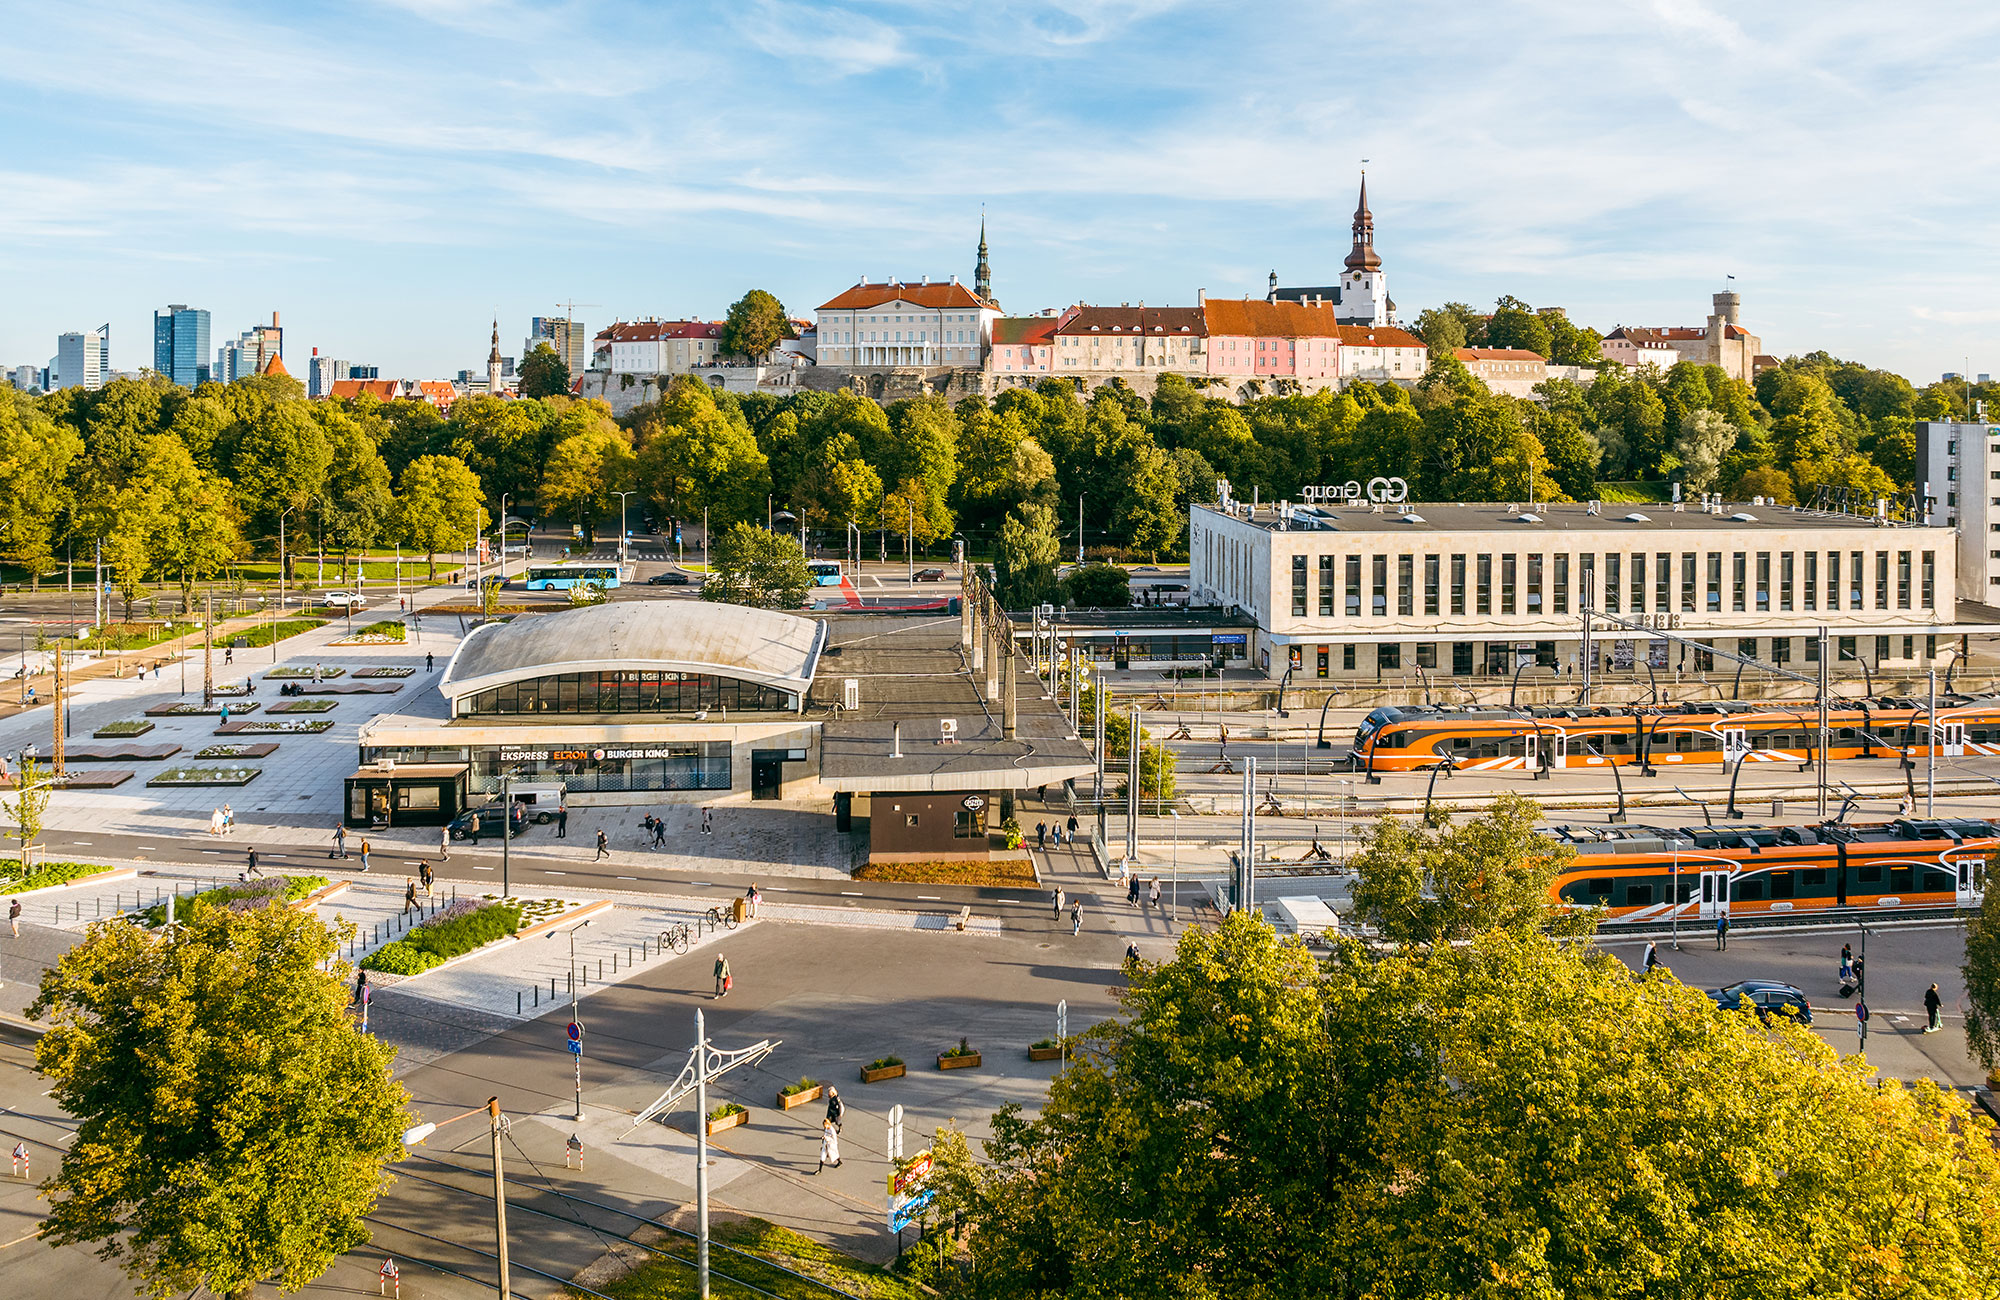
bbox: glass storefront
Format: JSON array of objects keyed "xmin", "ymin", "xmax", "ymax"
[
  {"xmin": 457, "ymin": 671, "xmax": 797, "ymax": 717},
  {"xmin": 361, "ymin": 740, "xmax": 735, "ymax": 794}
]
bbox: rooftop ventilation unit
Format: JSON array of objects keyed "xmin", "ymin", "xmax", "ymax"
[
  {"xmin": 1730, "ymin": 512, "xmax": 1758, "ymax": 522},
  {"xmin": 843, "ymin": 678, "xmax": 859, "ymax": 711},
  {"xmin": 1623, "ymin": 512, "xmax": 1651, "ymax": 523},
  {"xmin": 939, "ymin": 718, "xmax": 959, "ymax": 744}
]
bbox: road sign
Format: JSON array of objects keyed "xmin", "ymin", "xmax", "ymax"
[
  {"xmin": 568, "ymin": 1021, "xmax": 583, "ymax": 1042},
  {"xmin": 567, "ymin": 1039, "xmax": 583, "ymax": 1055},
  {"xmin": 887, "ymin": 1104, "xmax": 904, "ymax": 1161},
  {"xmin": 1056, "ymin": 999, "xmax": 1067, "ymax": 1042},
  {"xmin": 888, "ymin": 1187, "xmax": 936, "ymax": 1234},
  {"xmin": 890, "ymin": 1149, "xmax": 933, "ymax": 1197}
]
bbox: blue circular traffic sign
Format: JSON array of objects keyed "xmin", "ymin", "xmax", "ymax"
[{"xmin": 567, "ymin": 1021, "xmax": 582, "ymax": 1041}]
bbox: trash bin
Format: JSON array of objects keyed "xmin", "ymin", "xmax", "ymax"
[
  {"xmin": 731, "ymin": 896, "xmax": 747, "ymax": 924},
  {"xmin": 1771, "ymin": 799, "xmax": 1784, "ymax": 818}
]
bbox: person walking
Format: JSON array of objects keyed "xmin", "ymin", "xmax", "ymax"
[
  {"xmin": 419, "ymin": 860, "xmax": 435, "ymax": 897},
  {"xmin": 1036, "ymin": 821, "xmax": 1047, "ymax": 849},
  {"xmin": 556, "ymin": 803, "xmax": 568, "ymax": 838},
  {"xmin": 219, "ymin": 703, "xmax": 229, "ymax": 725},
  {"xmin": 1125, "ymin": 941, "xmax": 1141, "ymax": 964},
  {"xmin": 1070, "ymin": 899, "xmax": 1083, "ymax": 937},
  {"xmin": 1925, "ymin": 982, "xmax": 1944, "ymax": 1033},
  {"xmin": 403, "ymin": 879, "xmax": 417, "ymax": 914},
  {"xmin": 1066, "ymin": 814, "xmax": 1079, "ymax": 838},
  {"xmin": 222, "ymin": 803, "xmax": 234, "ymax": 835},
  {"xmin": 713, "ymin": 953, "xmax": 731, "ymax": 998},
  {"xmin": 439, "ymin": 823, "xmax": 450, "ymax": 860},
  {"xmin": 352, "ymin": 969, "xmax": 369, "ymax": 1006},
  {"xmin": 815, "ymin": 1117, "xmax": 841, "ymax": 1172},
  {"xmin": 595, "ymin": 829, "xmax": 610, "ymax": 860},
  {"xmin": 1715, "ymin": 912, "xmax": 1729, "ymax": 950},
  {"xmin": 1643, "ymin": 941, "xmax": 1660, "ymax": 974},
  {"xmin": 209, "ymin": 806, "xmax": 224, "ymax": 837},
  {"xmin": 1149, "ymin": 878, "xmax": 1162, "ymax": 908},
  {"xmin": 745, "ymin": 884, "xmax": 762, "ymax": 919},
  {"xmin": 1127, "ymin": 874, "xmax": 1141, "ymax": 906},
  {"xmin": 824, "ymin": 1085, "xmax": 843, "ymax": 1133},
  {"xmin": 245, "ymin": 846, "xmax": 262, "ymax": 878},
  {"xmin": 467, "ymin": 812, "xmax": 481, "ymax": 846},
  {"xmin": 425, "ymin": 652, "xmax": 435, "ymax": 673},
  {"xmin": 652, "ymin": 818, "xmax": 667, "ymax": 848},
  {"xmin": 359, "ymin": 838, "xmax": 372, "ymax": 873},
  {"xmin": 224, "ymin": 646, "xmax": 233, "ymax": 666},
  {"xmin": 8, "ymin": 898, "xmax": 20, "ymax": 938},
  {"xmin": 332, "ymin": 822, "xmax": 347, "ymax": 859},
  {"xmin": 1051, "ymin": 886, "xmax": 1065, "ymax": 918},
  {"xmin": 701, "ymin": 806, "xmax": 713, "ymax": 836}
]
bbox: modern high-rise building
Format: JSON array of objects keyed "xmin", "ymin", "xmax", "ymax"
[
  {"xmin": 217, "ymin": 311, "xmax": 284, "ymax": 383},
  {"xmin": 55, "ymin": 325, "xmax": 110, "ymax": 391},
  {"xmin": 1916, "ymin": 420, "xmax": 2000, "ymax": 602},
  {"xmin": 7, "ymin": 365, "xmax": 43, "ymax": 392},
  {"xmin": 152, "ymin": 304, "xmax": 212, "ymax": 388},
  {"xmin": 525, "ymin": 315, "xmax": 586, "ymax": 373}
]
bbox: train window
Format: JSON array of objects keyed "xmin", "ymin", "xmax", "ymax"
[
  {"xmin": 1736, "ymin": 879, "xmax": 1765, "ymax": 901},
  {"xmin": 1674, "ymin": 732, "xmax": 1693, "ymax": 752},
  {"xmin": 1769, "ymin": 872, "xmax": 1795, "ymax": 899},
  {"xmin": 1890, "ymin": 866, "xmax": 1913, "ymax": 892},
  {"xmin": 1452, "ymin": 736, "xmax": 1472, "ymax": 751},
  {"xmin": 1858, "ymin": 865, "xmax": 1883, "ymax": 884},
  {"xmin": 1679, "ymin": 876, "xmax": 1699, "ymax": 903},
  {"xmin": 1803, "ymin": 868, "xmax": 1828, "ymax": 886},
  {"xmin": 1837, "ymin": 728, "xmax": 1856, "ymax": 741},
  {"xmin": 1924, "ymin": 871, "xmax": 1955, "ymax": 892},
  {"xmin": 1624, "ymin": 882, "xmax": 1655, "ymax": 906},
  {"xmin": 1585, "ymin": 878, "xmax": 1614, "ymax": 901}
]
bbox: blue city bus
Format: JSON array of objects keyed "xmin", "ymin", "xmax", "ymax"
[
  {"xmin": 524, "ymin": 563, "xmax": 623, "ymax": 591},
  {"xmin": 807, "ymin": 560, "xmax": 844, "ymax": 587}
]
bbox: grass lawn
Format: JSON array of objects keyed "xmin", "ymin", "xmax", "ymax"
[
  {"xmin": 0, "ymin": 860, "xmax": 118, "ymax": 895},
  {"xmin": 588, "ymin": 1215, "xmax": 923, "ymax": 1300},
  {"xmin": 854, "ymin": 857, "xmax": 1038, "ymax": 888},
  {"xmin": 54, "ymin": 621, "xmax": 201, "ymax": 652},
  {"xmin": 230, "ymin": 618, "xmax": 328, "ymax": 649}
]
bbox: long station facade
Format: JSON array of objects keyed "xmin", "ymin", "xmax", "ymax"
[{"xmin": 1190, "ymin": 496, "xmax": 1961, "ymax": 680}]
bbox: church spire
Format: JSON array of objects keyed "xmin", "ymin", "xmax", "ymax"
[
  {"xmin": 486, "ymin": 317, "xmax": 504, "ymax": 395},
  {"xmin": 974, "ymin": 213, "xmax": 991, "ymax": 302},
  {"xmin": 1343, "ymin": 172, "xmax": 1380, "ymax": 272}
]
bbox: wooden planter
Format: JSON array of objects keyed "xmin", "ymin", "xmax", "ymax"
[
  {"xmin": 705, "ymin": 1108, "xmax": 749, "ymax": 1136},
  {"xmin": 778, "ymin": 1083, "xmax": 825, "ymax": 1111},
  {"xmin": 1028, "ymin": 1045, "xmax": 1063, "ymax": 1063},
  {"xmin": 937, "ymin": 1052, "xmax": 982, "ymax": 1071},
  {"xmin": 861, "ymin": 1063, "xmax": 906, "ymax": 1084}
]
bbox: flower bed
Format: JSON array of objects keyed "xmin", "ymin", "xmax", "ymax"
[
  {"xmin": 211, "ymin": 682, "xmax": 256, "ymax": 697},
  {"xmin": 328, "ymin": 621, "xmax": 405, "ymax": 645},
  {"xmin": 92, "ymin": 720, "xmax": 155, "ymax": 738},
  {"xmin": 148, "ymin": 765, "xmax": 261, "ymax": 787},
  {"xmin": 145, "ymin": 701, "xmax": 262, "ymax": 717},
  {"xmin": 234, "ymin": 618, "xmax": 327, "ymax": 649},
  {"xmin": 777, "ymin": 1078, "xmax": 824, "ymax": 1110},
  {"xmin": 194, "ymin": 742, "xmax": 280, "ymax": 759},
  {"xmin": 269, "ymin": 699, "xmax": 337, "ymax": 714},
  {"xmin": 228, "ymin": 719, "xmax": 334, "ymax": 734},
  {"xmin": 354, "ymin": 666, "xmax": 415, "ymax": 678},
  {"xmin": 362, "ymin": 898, "xmax": 525, "ymax": 975},
  {"xmin": 139, "ymin": 874, "xmax": 327, "ymax": 926},
  {"xmin": 861, "ymin": 1056, "xmax": 906, "ymax": 1083},
  {"xmin": 0, "ymin": 860, "xmax": 120, "ymax": 896},
  {"xmin": 706, "ymin": 1101, "xmax": 749, "ymax": 1135},
  {"xmin": 266, "ymin": 665, "xmax": 344, "ymax": 680}
]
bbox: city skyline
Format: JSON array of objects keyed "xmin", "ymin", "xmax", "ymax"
[{"xmin": 4, "ymin": 1, "xmax": 2000, "ymax": 385}]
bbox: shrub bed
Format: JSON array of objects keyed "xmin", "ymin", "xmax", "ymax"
[
  {"xmin": 139, "ymin": 874, "xmax": 327, "ymax": 926},
  {"xmin": 269, "ymin": 699, "xmax": 337, "ymax": 713},
  {"xmin": 266, "ymin": 665, "xmax": 344, "ymax": 679},
  {"xmin": 0, "ymin": 860, "xmax": 118, "ymax": 895},
  {"xmin": 234, "ymin": 618, "xmax": 327, "ymax": 649},
  {"xmin": 362, "ymin": 898, "xmax": 524, "ymax": 975},
  {"xmin": 355, "ymin": 666, "xmax": 415, "ymax": 678},
  {"xmin": 93, "ymin": 720, "xmax": 154, "ymax": 738},
  {"xmin": 231, "ymin": 719, "xmax": 334, "ymax": 733}
]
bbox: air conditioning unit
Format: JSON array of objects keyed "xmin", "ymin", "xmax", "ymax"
[
  {"xmin": 843, "ymin": 678, "xmax": 859, "ymax": 710},
  {"xmin": 939, "ymin": 718, "xmax": 959, "ymax": 744},
  {"xmin": 376, "ymin": 758, "xmax": 396, "ymax": 772}
]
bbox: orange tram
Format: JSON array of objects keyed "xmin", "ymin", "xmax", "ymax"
[
  {"xmin": 1348, "ymin": 696, "xmax": 2000, "ymax": 774},
  {"xmin": 1542, "ymin": 819, "xmax": 1993, "ymax": 924}
]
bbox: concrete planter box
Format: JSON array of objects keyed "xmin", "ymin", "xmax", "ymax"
[
  {"xmin": 778, "ymin": 1083, "xmax": 824, "ymax": 1111},
  {"xmin": 706, "ymin": 1108, "xmax": 749, "ymax": 1136},
  {"xmin": 937, "ymin": 1051, "xmax": 982, "ymax": 1071},
  {"xmin": 1028, "ymin": 1045, "xmax": 1063, "ymax": 1062},
  {"xmin": 92, "ymin": 721, "xmax": 154, "ymax": 739},
  {"xmin": 861, "ymin": 1062, "xmax": 906, "ymax": 1084}
]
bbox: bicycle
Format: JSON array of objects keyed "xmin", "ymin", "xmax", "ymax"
[
  {"xmin": 706, "ymin": 905, "xmax": 740, "ymax": 931},
  {"xmin": 662, "ymin": 922, "xmax": 691, "ymax": 954}
]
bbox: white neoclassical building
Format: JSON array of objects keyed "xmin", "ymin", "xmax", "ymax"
[{"xmin": 814, "ymin": 278, "xmax": 999, "ymax": 370}]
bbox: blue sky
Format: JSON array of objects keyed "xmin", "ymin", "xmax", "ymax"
[{"xmin": 4, "ymin": 0, "xmax": 1999, "ymax": 386}]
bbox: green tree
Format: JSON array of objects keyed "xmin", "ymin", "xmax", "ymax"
[
  {"xmin": 995, "ymin": 502, "xmax": 1062, "ymax": 610},
  {"xmin": 29, "ymin": 902, "xmax": 408, "ymax": 1299},
  {"xmin": 1348, "ymin": 794, "xmax": 1580, "ymax": 944},
  {"xmin": 1533, "ymin": 406, "xmax": 1602, "ymax": 502},
  {"xmin": 132, "ymin": 435, "xmax": 244, "ymax": 611},
  {"xmin": 1726, "ymin": 462, "xmax": 1797, "ymax": 504},
  {"xmin": 719, "ymin": 289, "xmax": 791, "ymax": 362},
  {"xmin": 1060, "ymin": 563, "xmax": 1129, "ymax": 608},
  {"xmin": 317, "ymin": 414, "xmax": 394, "ymax": 579},
  {"xmin": 518, "ymin": 341, "xmax": 570, "ymax": 399},
  {"xmin": 1544, "ymin": 309, "xmax": 1604, "ymax": 367},
  {"xmin": 631, "ymin": 377, "xmax": 771, "ymax": 529},
  {"xmin": 539, "ymin": 426, "xmax": 635, "ymax": 544},
  {"xmin": 701, "ymin": 520, "xmax": 812, "ymax": 610},
  {"xmin": 1411, "ymin": 305, "xmax": 1468, "ymax": 355},
  {"xmin": 0, "ymin": 388, "xmax": 81, "ymax": 588},
  {"xmin": 395, "ymin": 454, "xmax": 484, "ymax": 578},
  {"xmin": 2, "ymin": 753, "xmax": 50, "ymax": 864},
  {"xmin": 1485, "ymin": 294, "xmax": 1552, "ymax": 357},
  {"xmin": 1672, "ymin": 407, "xmax": 1738, "ymax": 493},
  {"xmin": 1966, "ymin": 863, "xmax": 2000, "ymax": 1076}
]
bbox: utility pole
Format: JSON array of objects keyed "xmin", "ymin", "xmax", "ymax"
[
  {"xmin": 907, "ymin": 499, "xmax": 915, "ymax": 585},
  {"xmin": 1077, "ymin": 495, "xmax": 1084, "ymax": 566},
  {"xmin": 203, "ymin": 592, "xmax": 213, "ymax": 707},
  {"xmin": 624, "ymin": 1012, "xmax": 779, "ymax": 1300},
  {"xmin": 1126, "ymin": 705, "xmax": 1140, "ymax": 866},
  {"xmin": 51, "ymin": 640, "xmax": 65, "ymax": 776},
  {"xmin": 500, "ymin": 771, "xmax": 512, "ymax": 899},
  {"xmin": 1817, "ymin": 625, "xmax": 1831, "ymax": 819},
  {"xmin": 1926, "ymin": 667, "xmax": 1937, "ymax": 818},
  {"xmin": 489, "ymin": 1098, "xmax": 510, "ymax": 1298}
]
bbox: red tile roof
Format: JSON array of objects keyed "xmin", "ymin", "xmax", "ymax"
[
  {"xmin": 1199, "ymin": 299, "xmax": 1341, "ymax": 338},
  {"xmin": 1332, "ymin": 324, "xmax": 1426, "ymax": 349},
  {"xmin": 993, "ymin": 317, "xmax": 1058, "ymax": 346},
  {"xmin": 1456, "ymin": 348, "xmax": 1546, "ymax": 362},
  {"xmin": 818, "ymin": 281, "xmax": 995, "ymax": 311},
  {"xmin": 1056, "ymin": 305, "xmax": 1207, "ymax": 337},
  {"xmin": 327, "ymin": 379, "xmax": 402, "ymax": 401},
  {"xmin": 1609, "ymin": 325, "xmax": 1752, "ymax": 344},
  {"xmin": 598, "ymin": 320, "xmax": 724, "ymax": 343},
  {"xmin": 262, "ymin": 352, "xmax": 290, "ymax": 378}
]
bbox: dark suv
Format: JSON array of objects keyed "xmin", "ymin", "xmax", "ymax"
[
  {"xmin": 1707, "ymin": 979, "xmax": 1813, "ymax": 1025},
  {"xmin": 448, "ymin": 803, "xmax": 527, "ymax": 840}
]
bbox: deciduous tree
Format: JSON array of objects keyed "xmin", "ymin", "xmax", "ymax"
[
  {"xmin": 719, "ymin": 289, "xmax": 791, "ymax": 362},
  {"xmin": 1348, "ymin": 793, "xmax": 1579, "ymax": 943},
  {"xmin": 518, "ymin": 341, "xmax": 570, "ymax": 399},
  {"xmin": 539, "ymin": 426, "xmax": 635, "ymax": 544},
  {"xmin": 395, "ymin": 454, "xmax": 483, "ymax": 578},
  {"xmin": 1671, "ymin": 407, "xmax": 1737, "ymax": 493},
  {"xmin": 700, "ymin": 520, "xmax": 812, "ymax": 610},
  {"xmin": 995, "ymin": 502, "xmax": 1061, "ymax": 610},
  {"xmin": 29, "ymin": 903, "xmax": 408, "ymax": 1299}
]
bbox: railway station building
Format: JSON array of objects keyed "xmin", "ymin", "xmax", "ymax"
[
  {"xmin": 354, "ymin": 602, "xmax": 1093, "ymax": 861},
  {"xmin": 1189, "ymin": 496, "xmax": 1967, "ymax": 682}
]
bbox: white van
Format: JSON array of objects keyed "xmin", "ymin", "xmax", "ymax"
[{"xmin": 504, "ymin": 782, "xmax": 568, "ymax": 822}]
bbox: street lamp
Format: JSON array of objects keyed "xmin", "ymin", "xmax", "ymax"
[
  {"xmin": 401, "ymin": 1098, "xmax": 511, "ymax": 1298},
  {"xmin": 613, "ymin": 491, "xmax": 637, "ymax": 568},
  {"xmin": 547, "ymin": 918, "xmax": 592, "ymax": 1120}
]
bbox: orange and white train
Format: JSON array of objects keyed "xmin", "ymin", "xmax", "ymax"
[
  {"xmin": 1543, "ymin": 818, "xmax": 1992, "ymax": 923},
  {"xmin": 1349, "ymin": 697, "xmax": 2000, "ymax": 774}
]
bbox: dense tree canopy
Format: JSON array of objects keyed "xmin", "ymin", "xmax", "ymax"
[
  {"xmin": 928, "ymin": 913, "xmax": 2000, "ymax": 1300},
  {"xmin": 701, "ymin": 520, "xmax": 812, "ymax": 610}
]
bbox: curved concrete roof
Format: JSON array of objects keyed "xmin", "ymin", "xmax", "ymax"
[{"xmin": 441, "ymin": 602, "xmax": 825, "ymax": 704}]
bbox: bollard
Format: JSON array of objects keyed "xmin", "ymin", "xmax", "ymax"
[
  {"xmin": 597, "ymin": 958, "xmax": 602, "ymax": 981},
  {"xmin": 551, "ymin": 975, "xmax": 556, "ymax": 1000},
  {"xmin": 517, "ymin": 991, "xmax": 522, "ymax": 1015},
  {"xmin": 534, "ymin": 985, "xmax": 540, "ymax": 1007}
]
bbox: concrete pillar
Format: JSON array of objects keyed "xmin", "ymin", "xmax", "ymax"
[
  {"xmin": 968, "ymin": 582, "xmax": 983, "ymax": 672},
  {"xmin": 1002, "ymin": 623, "xmax": 1018, "ymax": 740},
  {"xmin": 985, "ymin": 591, "xmax": 1001, "ymax": 702}
]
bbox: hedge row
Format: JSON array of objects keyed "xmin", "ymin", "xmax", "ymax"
[{"xmin": 362, "ymin": 899, "xmax": 523, "ymax": 975}]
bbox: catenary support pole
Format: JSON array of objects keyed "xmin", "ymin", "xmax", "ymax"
[
  {"xmin": 695, "ymin": 1009, "xmax": 711, "ymax": 1299},
  {"xmin": 1126, "ymin": 706, "xmax": 1140, "ymax": 865},
  {"xmin": 489, "ymin": 1098, "xmax": 510, "ymax": 1299}
]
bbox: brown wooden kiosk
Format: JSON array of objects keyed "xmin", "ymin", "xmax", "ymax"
[{"xmin": 343, "ymin": 762, "xmax": 470, "ymax": 829}]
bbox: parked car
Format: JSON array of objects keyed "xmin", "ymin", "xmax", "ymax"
[
  {"xmin": 448, "ymin": 803, "xmax": 526, "ymax": 840},
  {"xmin": 322, "ymin": 591, "xmax": 369, "ymax": 609},
  {"xmin": 647, "ymin": 571, "xmax": 691, "ymax": 585},
  {"xmin": 1706, "ymin": 979, "xmax": 1813, "ymax": 1026},
  {"xmin": 914, "ymin": 568, "xmax": 946, "ymax": 582}
]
